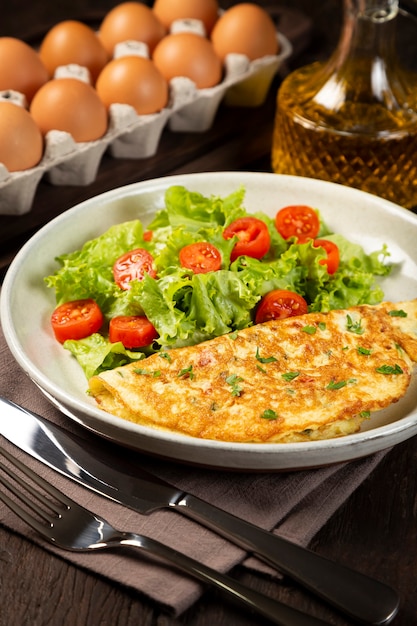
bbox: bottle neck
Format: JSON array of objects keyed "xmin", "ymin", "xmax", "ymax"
[
  {"xmin": 352, "ymin": 0, "xmax": 398, "ymax": 20},
  {"xmin": 311, "ymin": 0, "xmax": 414, "ymax": 115},
  {"xmin": 335, "ymin": 0, "xmax": 398, "ymax": 65}
]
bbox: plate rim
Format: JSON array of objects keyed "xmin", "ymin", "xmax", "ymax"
[{"xmin": 2, "ymin": 171, "xmax": 417, "ymax": 470}]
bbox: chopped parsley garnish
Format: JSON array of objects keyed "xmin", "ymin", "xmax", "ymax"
[
  {"xmin": 159, "ymin": 352, "xmax": 172, "ymax": 362},
  {"xmin": 375, "ymin": 364, "xmax": 404, "ymax": 375},
  {"xmin": 346, "ymin": 315, "xmax": 364, "ymax": 335},
  {"xmin": 226, "ymin": 374, "xmax": 243, "ymax": 396},
  {"xmin": 327, "ymin": 379, "xmax": 348, "ymax": 390},
  {"xmin": 134, "ymin": 368, "xmax": 161, "ymax": 377},
  {"xmin": 357, "ymin": 346, "xmax": 372, "ymax": 355},
  {"xmin": 255, "ymin": 347, "xmax": 278, "ymax": 364},
  {"xmin": 229, "ymin": 330, "xmax": 239, "ymax": 340},
  {"xmin": 281, "ymin": 371, "xmax": 300, "ymax": 382},
  {"xmin": 327, "ymin": 378, "xmax": 357, "ymax": 390},
  {"xmin": 360, "ymin": 411, "xmax": 371, "ymax": 418},
  {"xmin": 302, "ymin": 325, "xmax": 316, "ymax": 335},
  {"xmin": 318, "ymin": 322, "xmax": 327, "ymax": 331},
  {"xmin": 178, "ymin": 365, "xmax": 194, "ymax": 379},
  {"xmin": 388, "ymin": 309, "xmax": 407, "ymax": 318},
  {"xmin": 261, "ymin": 409, "xmax": 278, "ymax": 420}
]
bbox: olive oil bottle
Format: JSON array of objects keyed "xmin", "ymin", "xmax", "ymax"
[{"xmin": 272, "ymin": 0, "xmax": 417, "ymax": 209}]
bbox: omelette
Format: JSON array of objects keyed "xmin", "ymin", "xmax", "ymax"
[{"xmin": 89, "ymin": 299, "xmax": 417, "ymax": 443}]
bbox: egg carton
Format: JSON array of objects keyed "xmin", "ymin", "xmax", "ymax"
[{"xmin": 0, "ymin": 33, "xmax": 291, "ymax": 216}]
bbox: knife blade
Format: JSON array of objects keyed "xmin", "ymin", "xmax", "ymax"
[{"xmin": 0, "ymin": 396, "xmax": 398, "ymax": 625}]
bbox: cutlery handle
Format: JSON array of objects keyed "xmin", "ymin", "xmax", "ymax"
[
  {"xmin": 176, "ymin": 494, "xmax": 399, "ymax": 625},
  {"xmin": 122, "ymin": 532, "xmax": 331, "ymax": 626}
]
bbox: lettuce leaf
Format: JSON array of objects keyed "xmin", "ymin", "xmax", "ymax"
[
  {"xmin": 148, "ymin": 185, "xmax": 247, "ymax": 231},
  {"xmin": 138, "ymin": 269, "xmax": 259, "ymax": 348},
  {"xmin": 44, "ymin": 220, "xmax": 148, "ymax": 313},
  {"xmin": 45, "ymin": 185, "xmax": 393, "ymax": 378},
  {"xmin": 63, "ymin": 334, "xmax": 145, "ymax": 380}
]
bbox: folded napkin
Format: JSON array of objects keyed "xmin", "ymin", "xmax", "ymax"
[{"xmin": 0, "ymin": 324, "xmax": 389, "ymax": 615}]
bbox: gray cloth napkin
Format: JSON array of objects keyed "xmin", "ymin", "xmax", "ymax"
[{"xmin": 0, "ymin": 323, "xmax": 389, "ymax": 615}]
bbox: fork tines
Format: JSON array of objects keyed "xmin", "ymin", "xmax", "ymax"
[{"xmin": 0, "ymin": 444, "xmax": 68, "ymax": 533}]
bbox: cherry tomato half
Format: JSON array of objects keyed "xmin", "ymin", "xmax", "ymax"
[
  {"xmin": 109, "ymin": 315, "xmax": 159, "ymax": 349},
  {"xmin": 313, "ymin": 239, "xmax": 340, "ymax": 275},
  {"xmin": 179, "ymin": 242, "xmax": 222, "ymax": 274},
  {"xmin": 51, "ymin": 299, "xmax": 103, "ymax": 343},
  {"xmin": 113, "ymin": 248, "xmax": 156, "ymax": 290},
  {"xmin": 275, "ymin": 205, "xmax": 320, "ymax": 242},
  {"xmin": 255, "ymin": 289, "xmax": 308, "ymax": 324},
  {"xmin": 223, "ymin": 217, "xmax": 271, "ymax": 262}
]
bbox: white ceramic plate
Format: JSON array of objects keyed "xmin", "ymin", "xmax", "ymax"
[{"xmin": 2, "ymin": 172, "xmax": 417, "ymax": 470}]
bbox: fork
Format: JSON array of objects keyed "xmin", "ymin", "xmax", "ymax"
[{"xmin": 0, "ymin": 444, "xmax": 332, "ymax": 626}]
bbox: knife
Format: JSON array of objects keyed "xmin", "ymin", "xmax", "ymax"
[{"xmin": 0, "ymin": 396, "xmax": 398, "ymax": 625}]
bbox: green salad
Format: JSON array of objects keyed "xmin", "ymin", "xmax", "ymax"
[{"xmin": 45, "ymin": 185, "xmax": 392, "ymax": 379}]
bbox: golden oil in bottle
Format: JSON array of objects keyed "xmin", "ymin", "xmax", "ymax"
[{"xmin": 272, "ymin": 0, "xmax": 417, "ymax": 209}]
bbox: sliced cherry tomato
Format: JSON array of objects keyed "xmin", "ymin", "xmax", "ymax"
[
  {"xmin": 113, "ymin": 248, "xmax": 156, "ymax": 290},
  {"xmin": 313, "ymin": 239, "xmax": 340, "ymax": 274},
  {"xmin": 109, "ymin": 315, "xmax": 159, "ymax": 348},
  {"xmin": 255, "ymin": 289, "xmax": 308, "ymax": 324},
  {"xmin": 179, "ymin": 242, "xmax": 222, "ymax": 274},
  {"xmin": 223, "ymin": 217, "xmax": 271, "ymax": 262},
  {"xmin": 275, "ymin": 205, "xmax": 320, "ymax": 242},
  {"xmin": 51, "ymin": 299, "xmax": 103, "ymax": 343}
]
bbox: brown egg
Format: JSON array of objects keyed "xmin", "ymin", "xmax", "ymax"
[
  {"xmin": 153, "ymin": 32, "xmax": 222, "ymax": 89},
  {"xmin": 96, "ymin": 55, "xmax": 168, "ymax": 115},
  {"xmin": 210, "ymin": 3, "xmax": 279, "ymax": 62},
  {"xmin": 39, "ymin": 20, "xmax": 109, "ymax": 83},
  {"xmin": 30, "ymin": 78, "xmax": 108, "ymax": 142},
  {"xmin": 0, "ymin": 101, "xmax": 43, "ymax": 171},
  {"xmin": 153, "ymin": 0, "xmax": 219, "ymax": 35},
  {"xmin": 99, "ymin": 2, "xmax": 166, "ymax": 57},
  {"xmin": 0, "ymin": 37, "xmax": 49, "ymax": 103}
]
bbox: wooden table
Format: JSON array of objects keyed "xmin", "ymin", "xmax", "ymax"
[{"xmin": 1, "ymin": 2, "xmax": 417, "ymax": 624}]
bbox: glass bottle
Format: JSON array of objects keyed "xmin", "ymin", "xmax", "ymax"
[{"xmin": 271, "ymin": 0, "xmax": 417, "ymax": 209}]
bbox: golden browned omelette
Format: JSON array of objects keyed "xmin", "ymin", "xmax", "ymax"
[{"xmin": 89, "ymin": 299, "xmax": 417, "ymax": 443}]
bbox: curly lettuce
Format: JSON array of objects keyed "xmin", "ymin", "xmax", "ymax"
[{"xmin": 45, "ymin": 185, "xmax": 392, "ymax": 377}]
